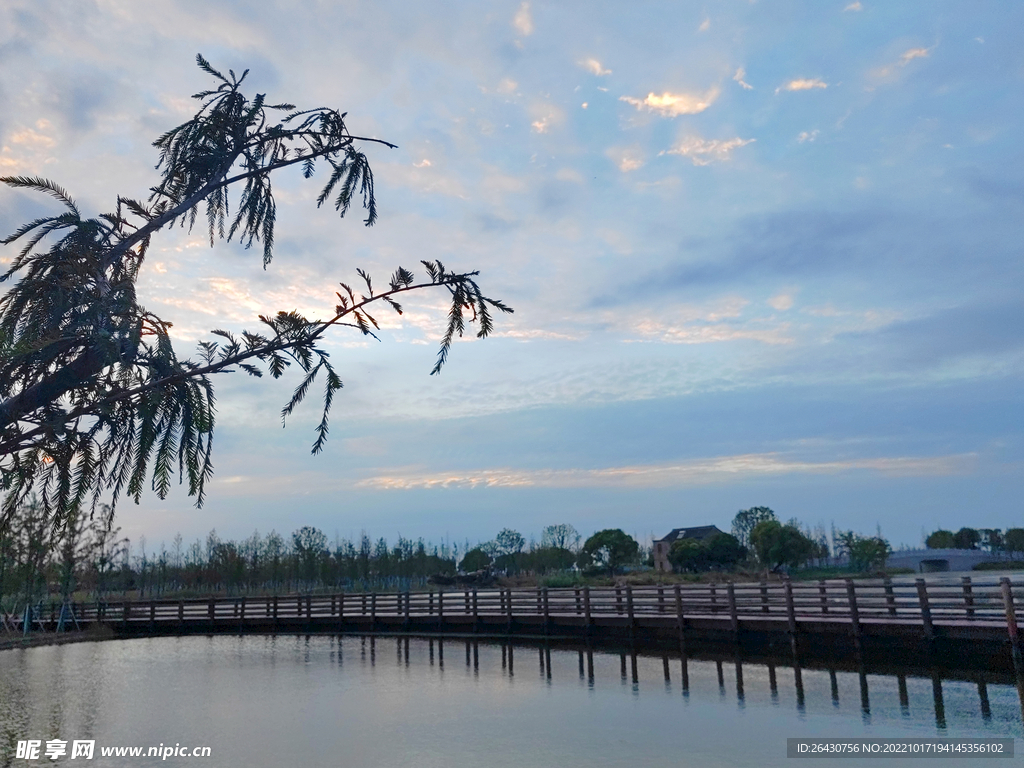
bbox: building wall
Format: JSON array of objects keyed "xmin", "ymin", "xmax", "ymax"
[{"xmin": 653, "ymin": 541, "xmax": 671, "ymax": 572}]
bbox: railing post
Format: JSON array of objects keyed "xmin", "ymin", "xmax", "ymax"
[
  {"xmin": 916, "ymin": 578, "xmax": 934, "ymax": 641},
  {"xmin": 207, "ymin": 597, "xmax": 214, "ymax": 627},
  {"xmin": 583, "ymin": 586, "xmax": 592, "ymax": 633},
  {"xmin": 542, "ymin": 587, "xmax": 551, "ymax": 635},
  {"xmin": 709, "ymin": 583, "xmax": 718, "ymax": 614},
  {"xmin": 429, "ymin": 590, "xmax": 434, "ymax": 616},
  {"xmin": 784, "ymin": 578, "xmax": 798, "ymax": 655},
  {"xmin": 306, "ymin": 595, "xmax": 312, "ymax": 622},
  {"xmin": 331, "ymin": 594, "xmax": 336, "ymax": 617},
  {"xmin": 727, "ymin": 582, "xmax": 739, "ymax": 640},
  {"xmin": 819, "ymin": 580, "xmax": 829, "ymax": 614},
  {"xmin": 370, "ymin": 593, "xmax": 377, "ymax": 631},
  {"xmin": 1001, "ymin": 578, "xmax": 1022, "ymax": 673},
  {"xmin": 404, "ymin": 590, "xmax": 411, "ymax": 629},
  {"xmin": 657, "ymin": 585, "xmax": 666, "ymax": 614},
  {"xmin": 615, "ymin": 585, "xmax": 624, "ymax": 615},
  {"xmin": 674, "ymin": 584, "xmax": 686, "ymax": 648},
  {"xmin": 338, "ymin": 592, "xmax": 345, "ymax": 625},
  {"xmin": 149, "ymin": 600, "xmax": 156, "ymax": 632},
  {"xmin": 466, "ymin": 589, "xmax": 472, "ymax": 617},
  {"xmin": 760, "ymin": 580, "xmax": 769, "ymax": 614},
  {"xmin": 505, "ymin": 588, "xmax": 513, "ymax": 633},
  {"xmin": 178, "ymin": 600, "xmax": 184, "ymax": 627},
  {"xmin": 884, "ymin": 577, "xmax": 897, "ymax": 617},
  {"xmin": 473, "ymin": 588, "xmax": 480, "ymax": 632},
  {"xmin": 845, "ymin": 579, "xmax": 862, "ymax": 652},
  {"xmin": 438, "ymin": 589, "xmax": 445, "ymax": 631},
  {"xmin": 239, "ymin": 596, "xmax": 246, "ymax": 629},
  {"xmin": 575, "ymin": 587, "xmax": 582, "ymax": 615},
  {"xmin": 962, "ymin": 576, "xmax": 975, "ymax": 619}
]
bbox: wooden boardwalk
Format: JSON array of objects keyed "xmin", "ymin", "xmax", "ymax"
[{"xmin": 19, "ymin": 575, "xmax": 1023, "ymax": 669}]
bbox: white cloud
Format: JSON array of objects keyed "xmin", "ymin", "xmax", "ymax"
[
  {"xmin": 899, "ymin": 47, "xmax": 930, "ymax": 66},
  {"xmin": 619, "ymin": 87, "xmax": 720, "ymax": 117},
  {"xmin": 355, "ymin": 452, "xmax": 974, "ymax": 490},
  {"xmin": 733, "ymin": 68, "xmax": 753, "ymax": 90},
  {"xmin": 872, "ymin": 46, "xmax": 933, "ymax": 80},
  {"xmin": 531, "ymin": 117, "xmax": 552, "ymax": 134},
  {"xmin": 413, "ymin": 159, "xmax": 432, "ymax": 167},
  {"xmin": 769, "ymin": 293, "xmax": 795, "ymax": 311},
  {"xmin": 663, "ymin": 136, "xmax": 755, "ymax": 166},
  {"xmin": 513, "ymin": 2, "xmax": 534, "ymax": 36},
  {"xmin": 777, "ymin": 78, "xmax": 828, "ymax": 93},
  {"xmin": 579, "ymin": 58, "xmax": 611, "ymax": 76},
  {"xmin": 844, "ymin": 1, "xmax": 863, "ymax": 10},
  {"xmin": 606, "ymin": 146, "xmax": 645, "ymax": 172},
  {"xmin": 797, "ymin": 130, "xmax": 819, "ymax": 143},
  {"xmin": 698, "ymin": 17, "xmax": 710, "ymax": 32}
]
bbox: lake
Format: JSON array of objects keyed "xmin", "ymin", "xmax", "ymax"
[{"xmin": 1, "ymin": 635, "xmax": 1018, "ymax": 767}]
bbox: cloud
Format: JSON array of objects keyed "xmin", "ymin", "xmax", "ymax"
[
  {"xmin": 733, "ymin": 68, "xmax": 753, "ymax": 90},
  {"xmin": 698, "ymin": 17, "xmax": 710, "ymax": 32},
  {"xmin": 620, "ymin": 87, "xmax": 720, "ymax": 117},
  {"xmin": 513, "ymin": 2, "xmax": 534, "ymax": 36},
  {"xmin": 873, "ymin": 46, "xmax": 933, "ymax": 80},
  {"xmin": 579, "ymin": 58, "xmax": 611, "ymax": 76},
  {"xmin": 899, "ymin": 47, "xmax": 930, "ymax": 65},
  {"xmin": 663, "ymin": 136, "xmax": 755, "ymax": 166},
  {"xmin": 844, "ymin": 1, "xmax": 863, "ymax": 10},
  {"xmin": 769, "ymin": 294, "xmax": 795, "ymax": 311},
  {"xmin": 797, "ymin": 130, "xmax": 819, "ymax": 143},
  {"xmin": 355, "ymin": 452, "xmax": 974, "ymax": 490},
  {"xmin": 606, "ymin": 146, "xmax": 645, "ymax": 172},
  {"xmin": 777, "ymin": 78, "xmax": 828, "ymax": 93}
]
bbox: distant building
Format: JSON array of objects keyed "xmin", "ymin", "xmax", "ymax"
[{"xmin": 653, "ymin": 525, "xmax": 724, "ymax": 572}]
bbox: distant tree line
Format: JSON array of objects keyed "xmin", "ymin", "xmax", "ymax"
[
  {"xmin": 665, "ymin": 507, "xmax": 891, "ymax": 575},
  {"xmin": 925, "ymin": 527, "xmax": 1023, "ymax": 554}
]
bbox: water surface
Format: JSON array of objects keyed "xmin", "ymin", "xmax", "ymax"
[{"xmin": 0, "ymin": 636, "xmax": 1018, "ymax": 767}]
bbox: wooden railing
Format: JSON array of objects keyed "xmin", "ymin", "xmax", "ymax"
[{"xmin": 45, "ymin": 575, "xmax": 1020, "ymax": 635}]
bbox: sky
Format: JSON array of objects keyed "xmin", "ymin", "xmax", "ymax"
[{"xmin": 1, "ymin": 1, "xmax": 1022, "ymax": 553}]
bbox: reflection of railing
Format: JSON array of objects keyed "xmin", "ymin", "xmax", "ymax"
[{"xmin": 50, "ymin": 575, "xmax": 1022, "ymax": 650}]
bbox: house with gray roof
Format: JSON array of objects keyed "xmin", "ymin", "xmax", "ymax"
[{"xmin": 653, "ymin": 525, "xmax": 724, "ymax": 572}]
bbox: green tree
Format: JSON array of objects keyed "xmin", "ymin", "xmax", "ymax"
[
  {"xmin": 581, "ymin": 529, "xmax": 639, "ymax": 576},
  {"xmin": 668, "ymin": 538, "xmax": 705, "ymax": 573},
  {"xmin": 952, "ymin": 527, "xmax": 981, "ymax": 550},
  {"xmin": 292, "ymin": 526, "xmax": 327, "ymax": 589},
  {"xmin": 731, "ymin": 506, "xmax": 777, "ymax": 549},
  {"xmin": 925, "ymin": 529, "xmax": 955, "ymax": 549},
  {"xmin": 1005, "ymin": 529, "xmax": 1024, "ymax": 556},
  {"xmin": 750, "ymin": 520, "xmax": 815, "ymax": 572},
  {"xmin": 541, "ymin": 523, "xmax": 580, "ymax": 551},
  {"xmin": 460, "ymin": 548, "xmax": 491, "ymax": 572},
  {"xmin": 0, "ymin": 56, "xmax": 511, "ymax": 529},
  {"xmin": 703, "ymin": 533, "xmax": 746, "ymax": 569}
]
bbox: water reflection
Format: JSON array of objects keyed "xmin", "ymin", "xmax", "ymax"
[{"xmin": 0, "ymin": 636, "xmax": 1019, "ymax": 768}]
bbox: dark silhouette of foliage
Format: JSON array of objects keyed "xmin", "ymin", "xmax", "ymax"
[
  {"xmin": 925, "ymin": 529, "xmax": 955, "ymax": 549},
  {"xmin": 952, "ymin": 527, "xmax": 981, "ymax": 550},
  {"xmin": 0, "ymin": 56, "xmax": 511, "ymax": 529},
  {"xmin": 459, "ymin": 548, "xmax": 492, "ymax": 573},
  {"xmin": 580, "ymin": 528, "xmax": 639, "ymax": 576},
  {"xmin": 730, "ymin": 506, "xmax": 776, "ymax": 549},
  {"xmin": 750, "ymin": 520, "xmax": 816, "ymax": 572}
]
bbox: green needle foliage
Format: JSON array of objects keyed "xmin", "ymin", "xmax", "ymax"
[{"xmin": 0, "ymin": 55, "xmax": 512, "ymax": 529}]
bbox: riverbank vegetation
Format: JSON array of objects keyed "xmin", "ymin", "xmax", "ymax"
[{"xmin": 1, "ymin": 500, "xmax": 949, "ymax": 619}]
